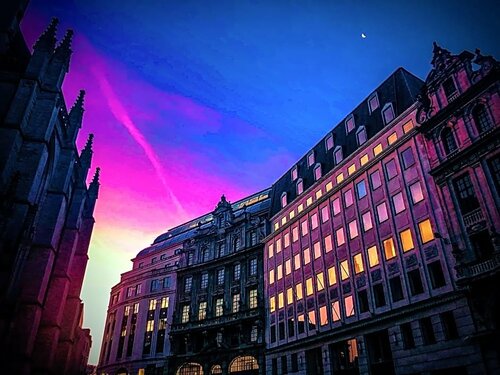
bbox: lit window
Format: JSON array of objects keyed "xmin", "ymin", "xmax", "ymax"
[
  {"xmin": 345, "ymin": 115, "xmax": 355, "ymax": 133},
  {"xmin": 328, "ymin": 266, "xmax": 337, "ymax": 286},
  {"xmin": 332, "ymin": 197, "xmax": 341, "ymax": 215},
  {"xmin": 332, "ymin": 301, "xmax": 341, "ymax": 321},
  {"xmin": 340, "ymin": 260, "xmax": 349, "ymax": 280},
  {"xmin": 285, "ymin": 259, "xmax": 291, "ymax": 275},
  {"xmin": 161, "ymin": 296, "xmax": 169, "ymax": 309},
  {"xmin": 269, "ymin": 269, "xmax": 275, "ymax": 284},
  {"xmin": 291, "ymin": 166, "xmax": 298, "ymax": 180},
  {"xmin": 367, "ymin": 245, "xmax": 379, "ymax": 267},
  {"xmin": 360, "ymin": 154, "xmax": 369, "ymax": 166},
  {"xmin": 306, "ymin": 278, "xmax": 314, "ymax": 296},
  {"xmin": 276, "ymin": 238, "xmax": 282, "ymax": 253},
  {"xmin": 348, "ymin": 220, "xmax": 358, "ymax": 239},
  {"xmin": 356, "ymin": 180, "xmax": 367, "ymax": 199},
  {"xmin": 317, "ymin": 272, "xmax": 325, "ymax": 291},
  {"xmin": 284, "ymin": 233, "xmax": 290, "ymax": 248},
  {"xmin": 383, "ymin": 238, "xmax": 397, "ymax": 260},
  {"xmin": 385, "ymin": 159, "xmax": 398, "ymax": 180},
  {"xmin": 198, "ymin": 301, "xmax": 207, "ymax": 320},
  {"xmin": 234, "ymin": 263, "xmax": 241, "ymax": 280},
  {"xmin": 348, "ymin": 164, "xmax": 356, "ymax": 175},
  {"xmin": 324, "ymin": 235, "xmax": 333, "ymax": 252},
  {"xmin": 289, "ymin": 210, "xmax": 295, "ymax": 220},
  {"xmin": 403, "ymin": 120, "xmax": 414, "ymax": 133},
  {"xmin": 373, "ymin": 143, "xmax": 383, "ymax": 157},
  {"xmin": 313, "ymin": 241, "xmax": 321, "ymax": 259},
  {"xmin": 344, "ymin": 189, "xmax": 353, "ymax": 207},
  {"xmin": 400, "ymin": 229, "xmax": 414, "ymax": 252},
  {"xmin": 215, "ymin": 298, "xmax": 224, "ymax": 317},
  {"xmin": 311, "ymin": 213, "xmax": 319, "ymax": 230},
  {"xmin": 307, "ymin": 151, "xmax": 315, "ymax": 167},
  {"xmin": 308, "ymin": 310, "xmax": 317, "ymax": 330},
  {"xmin": 184, "ymin": 276, "xmax": 192, "ymax": 293},
  {"xmin": 281, "ymin": 216, "xmax": 287, "ymax": 226},
  {"xmin": 149, "ymin": 298, "xmax": 157, "ymax": 311},
  {"xmin": 296, "ymin": 283, "xmax": 303, "ymax": 299},
  {"xmin": 249, "ymin": 289, "xmax": 258, "ymax": 309},
  {"xmin": 382, "ymin": 103, "xmax": 395, "ymax": 124},
  {"xmin": 287, "ymin": 288, "xmax": 293, "ymax": 305},
  {"xmin": 320, "ymin": 306, "xmax": 328, "ymax": 326},
  {"xmin": 281, "ymin": 192, "xmax": 287, "ymax": 208},
  {"xmin": 278, "ymin": 292, "xmax": 284, "ymax": 309},
  {"xmin": 336, "ymin": 173, "xmax": 344, "ymax": 184},
  {"xmin": 270, "ymin": 296, "xmax": 276, "ymax": 312},
  {"xmin": 274, "ymin": 222, "xmax": 279, "ymax": 231},
  {"xmin": 362, "ymin": 211, "xmax": 373, "ymax": 231},
  {"xmin": 181, "ymin": 305, "xmax": 190, "ymax": 323},
  {"xmin": 336, "ymin": 227, "xmax": 345, "ymax": 246},
  {"xmin": 368, "ymin": 92, "xmax": 379, "ymax": 112},
  {"xmin": 292, "ymin": 227, "xmax": 299, "ymax": 242},
  {"xmin": 353, "ymin": 253, "xmax": 364, "ymax": 273},
  {"xmin": 410, "ymin": 182, "xmax": 424, "ymax": 204},
  {"xmin": 268, "ymin": 244, "xmax": 274, "ymax": 258},
  {"xmin": 345, "ymin": 295, "xmax": 355, "ymax": 317},
  {"xmin": 303, "ymin": 248, "xmax": 311, "ymax": 264},
  {"xmin": 356, "ymin": 127, "xmax": 367, "ymax": 145},
  {"xmin": 418, "ymin": 219, "xmax": 435, "ymax": 244},
  {"xmin": 387, "ymin": 132, "xmax": 398, "ymax": 145},
  {"xmin": 294, "ymin": 253, "xmax": 301, "ymax": 270},
  {"xmin": 370, "ymin": 170, "xmax": 382, "ymax": 189},
  {"xmin": 316, "ymin": 189, "xmax": 322, "ymax": 199},
  {"xmin": 306, "ymin": 197, "xmax": 313, "ymax": 206},
  {"xmin": 321, "ymin": 205, "xmax": 330, "ymax": 223},
  {"xmin": 376, "ymin": 202, "xmax": 389, "ymax": 223},
  {"xmin": 392, "ymin": 192, "xmax": 406, "ymax": 214},
  {"xmin": 314, "ymin": 164, "xmax": 322, "ymax": 181},
  {"xmin": 326, "ymin": 134, "xmax": 334, "ymax": 150},
  {"xmin": 277, "ymin": 265, "xmax": 283, "ymax": 280},
  {"xmin": 301, "ymin": 220, "xmax": 308, "ymax": 236},
  {"xmin": 334, "ymin": 146, "xmax": 344, "ymax": 164},
  {"xmin": 296, "ymin": 179, "xmax": 304, "ymax": 195},
  {"xmin": 232, "ymin": 293, "xmax": 241, "ymax": 313},
  {"xmin": 298, "ymin": 203, "xmax": 304, "ymax": 213},
  {"xmin": 326, "ymin": 181, "xmax": 333, "ymax": 192}
]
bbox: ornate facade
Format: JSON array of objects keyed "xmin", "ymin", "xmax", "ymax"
[{"xmin": 0, "ymin": 3, "xmax": 98, "ymax": 374}]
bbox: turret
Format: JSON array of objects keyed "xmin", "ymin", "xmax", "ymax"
[
  {"xmin": 25, "ymin": 18, "xmax": 58, "ymax": 79},
  {"xmin": 68, "ymin": 90, "xmax": 85, "ymax": 143},
  {"xmin": 42, "ymin": 29, "xmax": 73, "ymax": 90}
]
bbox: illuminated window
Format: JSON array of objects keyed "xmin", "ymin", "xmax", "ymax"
[
  {"xmin": 161, "ymin": 297, "xmax": 169, "ymax": 309},
  {"xmin": 294, "ymin": 253, "xmax": 301, "ymax": 270},
  {"xmin": 348, "ymin": 164, "xmax": 356, "ymax": 175},
  {"xmin": 313, "ymin": 241, "xmax": 321, "ymax": 259},
  {"xmin": 314, "ymin": 164, "xmax": 322, "ymax": 181},
  {"xmin": 326, "ymin": 134, "xmax": 334, "ymax": 150},
  {"xmin": 418, "ymin": 219, "xmax": 434, "ymax": 243},
  {"xmin": 410, "ymin": 182, "xmax": 424, "ymax": 203},
  {"xmin": 316, "ymin": 189, "xmax": 322, "ymax": 199},
  {"xmin": 336, "ymin": 227, "xmax": 345, "ymax": 246},
  {"xmin": 303, "ymin": 248, "xmax": 311, "ymax": 264},
  {"xmin": 331, "ymin": 301, "xmax": 341, "ymax": 321},
  {"xmin": 336, "ymin": 173, "xmax": 344, "ymax": 184},
  {"xmin": 296, "ymin": 283, "xmax": 303, "ymax": 299},
  {"xmin": 306, "ymin": 278, "xmax": 314, "ymax": 296},
  {"xmin": 328, "ymin": 266, "xmax": 337, "ymax": 286},
  {"xmin": 289, "ymin": 210, "xmax": 295, "ymax": 220},
  {"xmin": 356, "ymin": 180, "xmax": 367, "ymax": 199},
  {"xmin": 274, "ymin": 222, "xmax": 279, "ymax": 231},
  {"xmin": 181, "ymin": 305, "xmax": 190, "ymax": 323},
  {"xmin": 277, "ymin": 265, "xmax": 283, "ymax": 280},
  {"xmin": 367, "ymin": 245, "xmax": 379, "ymax": 267},
  {"xmin": 281, "ymin": 192, "xmax": 287, "ymax": 208},
  {"xmin": 308, "ymin": 310, "xmax": 317, "ymax": 330},
  {"xmin": 249, "ymin": 289, "xmax": 258, "ymax": 309},
  {"xmin": 348, "ymin": 220, "xmax": 358, "ymax": 239},
  {"xmin": 392, "ymin": 192, "xmax": 406, "ymax": 214},
  {"xmin": 332, "ymin": 197, "xmax": 341, "ymax": 215},
  {"xmin": 268, "ymin": 244, "xmax": 274, "ymax": 258},
  {"xmin": 356, "ymin": 127, "xmax": 367, "ymax": 146},
  {"xmin": 270, "ymin": 296, "xmax": 276, "ymax": 312},
  {"xmin": 306, "ymin": 197, "xmax": 313, "ymax": 206},
  {"xmin": 292, "ymin": 226, "xmax": 299, "ymax": 242},
  {"xmin": 362, "ymin": 211, "xmax": 373, "ymax": 231},
  {"xmin": 296, "ymin": 178, "xmax": 304, "ymax": 195},
  {"xmin": 284, "ymin": 233, "xmax": 290, "ymax": 248},
  {"xmin": 281, "ymin": 216, "xmax": 287, "ymax": 226},
  {"xmin": 340, "ymin": 260, "xmax": 349, "ymax": 280},
  {"xmin": 298, "ymin": 203, "xmax": 304, "ymax": 213},
  {"xmin": 320, "ymin": 305, "xmax": 328, "ymax": 326},
  {"xmin": 400, "ymin": 229, "xmax": 414, "ymax": 252},
  {"xmin": 345, "ymin": 295, "xmax": 355, "ymax": 317},
  {"xmin": 276, "ymin": 238, "xmax": 282, "ymax": 253},
  {"xmin": 317, "ymin": 272, "xmax": 325, "ymax": 291},
  {"xmin": 360, "ymin": 154, "xmax": 369, "ymax": 166},
  {"xmin": 403, "ymin": 120, "xmax": 414, "ymax": 133},
  {"xmin": 376, "ymin": 202, "xmax": 389, "ymax": 223},
  {"xmin": 287, "ymin": 288, "xmax": 293, "ymax": 305},
  {"xmin": 184, "ymin": 276, "xmax": 192, "ymax": 293},
  {"xmin": 368, "ymin": 92, "xmax": 379, "ymax": 112},
  {"xmin": 291, "ymin": 166, "xmax": 298, "ymax": 180},
  {"xmin": 269, "ymin": 269, "xmax": 275, "ymax": 284},
  {"xmin": 307, "ymin": 151, "xmax": 315, "ymax": 167},
  {"xmin": 278, "ymin": 292, "xmax": 284, "ymax": 309},
  {"xmin": 324, "ymin": 235, "xmax": 333, "ymax": 252},
  {"xmin": 311, "ymin": 213, "xmax": 319, "ymax": 230},
  {"xmin": 232, "ymin": 293, "xmax": 241, "ymax": 313},
  {"xmin": 344, "ymin": 189, "xmax": 353, "ymax": 207},
  {"xmin": 345, "ymin": 115, "xmax": 355, "ymax": 133},
  {"xmin": 383, "ymin": 238, "xmax": 397, "ymax": 260},
  {"xmin": 373, "ymin": 143, "xmax": 383, "ymax": 157},
  {"xmin": 353, "ymin": 253, "xmax": 364, "ymax": 273},
  {"xmin": 285, "ymin": 259, "xmax": 291, "ymax": 275},
  {"xmin": 382, "ymin": 103, "xmax": 395, "ymax": 124},
  {"xmin": 387, "ymin": 132, "xmax": 398, "ymax": 145},
  {"xmin": 326, "ymin": 181, "xmax": 333, "ymax": 192},
  {"xmin": 149, "ymin": 299, "xmax": 157, "ymax": 311},
  {"xmin": 215, "ymin": 298, "xmax": 224, "ymax": 317},
  {"xmin": 321, "ymin": 206, "xmax": 330, "ymax": 223},
  {"xmin": 234, "ymin": 263, "xmax": 241, "ymax": 280},
  {"xmin": 301, "ymin": 220, "xmax": 308, "ymax": 236},
  {"xmin": 385, "ymin": 159, "xmax": 398, "ymax": 180}
]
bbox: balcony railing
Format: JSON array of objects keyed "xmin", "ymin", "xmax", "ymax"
[
  {"xmin": 456, "ymin": 253, "xmax": 500, "ymax": 281},
  {"xmin": 462, "ymin": 208, "xmax": 485, "ymax": 228}
]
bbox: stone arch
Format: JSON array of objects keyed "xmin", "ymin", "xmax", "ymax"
[
  {"xmin": 229, "ymin": 355, "xmax": 259, "ymax": 374},
  {"xmin": 176, "ymin": 362, "xmax": 204, "ymax": 375}
]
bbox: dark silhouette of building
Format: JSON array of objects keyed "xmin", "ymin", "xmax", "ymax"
[{"xmin": 0, "ymin": 3, "xmax": 98, "ymax": 374}]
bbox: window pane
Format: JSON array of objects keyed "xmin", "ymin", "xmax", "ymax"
[
  {"xmin": 296, "ymin": 283, "xmax": 303, "ymax": 299},
  {"xmin": 373, "ymin": 143, "xmax": 383, "ymax": 156},
  {"xmin": 387, "ymin": 132, "xmax": 398, "ymax": 145},
  {"xmin": 332, "ymin": 301, "xmax": 341, "ymax": 321},
  {"xmin": 344, "ymin": 189, "xmax": 353, "ymax": 207},
  {"xmin": 328, "ymin": 266, "xmax": 337, "ymax": 286},
  {"xmin": 320, "ymin": 306, "xmax": 329, "ymax": 326},
  {"xmin": 317, "ymin": 272, "xmax": 325, "ymax": 291},
  {"xmin": 383, "ymin": 104, "xmax": 395, "ymax": 124},
  {"xmin": 401, "ymin": 148, "xmax": 415, "ymax": 169},
  {"xmin": 294, "ymin": 253, "xmax": 301, "ymax": 270},
  {"xmin": 370, "ymin": 170, "xmax": 382, "ymax": 189},
  {"xmin": 340, "ymin": 260, "xmax": 350, "ymax": 280},
  {"xmin": 306, "ymin": 278, "xmax": 314, "ymax": 296},
  {"xmin": 410, "ymin": 182, "xmax": 424, "ymax": 203},
  {"xmin": 400, "ymin": 229, "xmax": 414, "ymax": 252},
  {"xmin": 324, "ymin": 235, "xmax": 333, "ymax": 252},
  {"xmin": 392, "ymin": 192, "xmax": 406, "ymax": 214},
  {"xmin": 301, "ymin": 220, "xmax": 308, "ymax": 236},
  {"xmin": 303, "ymin": 248, "xmax": 311, "ymax": 264},
  {"xmin": 362, "ymin": 211, "xmax": 373, "ymax": 231},
  {"xmin": 418, "ymin": 219, "xmax": 435, "ymax": 243},
  {"xmin": 332, "ymin": 197, "xmax": 341, "ymax": 215},
  {"xmin": 348, "ymin": 220, "xmax": 358, "ymax": 239},
  {"xmin": 313, "ymin": 241, "xmax": 321, "ymax": 259},
  {"xmin": 345, "ymin": 295, "xmax": 355, "ymax": 317},
  {"xmin": 367, "ymin": 245, "xmax": 379, "ymax": 267},
  {"xmin": 385, "ymin": 159, "xmax": 398, "ymax": 180},
  {"xmin": 348, "ymin": 164, "xmax": 356, "ymax": 175},
  {"xmin": 383, "ymin": 238, "xmax": 397, "ymax": 260},
  {"xmin": 356, "ymin": 180, "xmax": 367, "ymax": 199},
  {"xmin": 377, "ymin": 202, "xmax": 389, "ymax": 223},
  {"xmin": 336, "ymin": 227, "xmax": 345, "ymax": 246},
  {"xmin": 321, "ymin": 206, "xmax": 330, "ymax": 223},
  {"xmin": 353, "ymin": 254, "xmax": 364, "ymax": 273}
]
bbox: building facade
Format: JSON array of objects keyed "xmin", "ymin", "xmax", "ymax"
[
  {"xmin": 263, "ymin": 45, "xmax": 499, "ymax": 375},
  {"xmin": 0, "ymin": 4, "xmax": 98, "ymax": 375},
  {"xmin": 168, "ymin": 190, "xmax": 270, "ymax": 375}
]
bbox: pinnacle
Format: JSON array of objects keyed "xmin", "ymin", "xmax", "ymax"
[{"xmin": 33, "ymin": 17, "xmax": 58, "ymax": 50}]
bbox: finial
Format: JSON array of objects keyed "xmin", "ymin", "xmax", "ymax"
[
  {"xmin": 80, "ymin": 133, "xmax": 94, "ymax": 164},
  {"xmin": 54, "ymin": 29, "xmax": 74, "ymax": 59},
  {"xmin": 431, "ymin": 41, "xmax": 452, "ymax": 69},
  {"xmin": 33, "ymin": 17, "xmax": 58, "ymax": 50}
]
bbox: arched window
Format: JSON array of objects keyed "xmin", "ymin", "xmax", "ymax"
[
  {"xmin": 441, "ymin": 127, "xmax": 457, "ymax": 155},
  {"xmin": 281, "ymin": 192, "xmax": 287, "ymax": 208},
  {"xmin": 472, "ymin": 104, "xmax": 493, "ymax": 133},
  {"xmin": 229, "ymin": 356, "xmax": 259, "ymax": 373},
  {"xmin": 356, "ymin": 126, "xmax": 367, "ymax": 146},
  {"xmin": 313, "ymin": 163, "xmax": 322, "ymax": 181},
  {"xmin": 334, "ymin": 146, "xmax": 343, "ymax": 165},
  {"xmin": 211, "ymin": 365, "xmax": 222, "ymax": 374},
  {"xmin": 176, "ymin": 363, "xmax": 204, "ymax": 375},
  {"xmin": 296, "ymin": 178, "xmax": 304, "ymax": 195}
]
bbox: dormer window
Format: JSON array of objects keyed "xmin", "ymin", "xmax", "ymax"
[
  {"xmin": 314, "ymin": 163, "xmax": 322, "ymax": 181},
  {"xmin": 345, "ymin": 115, "xmax": 355, "ymax": 133},
  {"xmin": 281, "ymin": 192, "xmax": 288, "ymax": 208},
  {"xmin": 443, "ymin": 77, "xmax": 457, "ymax": 100},
  {"xmin": 307, "ymin": 151, "xmax": 315, "ymax": 167},
  {"xmin": 291, "ymin": 166, "xmax": 298, "ymax": 181},
  {"xmin": 325, "ymin": 134, "xmax": 334, "ymax": 150},
  {"xmin": 368, "ymin": 92, "xmax": 379, "ymax": 113},
  {"xmin": 356, "ymin": 126, "xmax": 367, "ymax": 146},
  {"xmin": 296, "ymin": 179, "xmax": 304, "ymax": 195},
  {"xmin": 382, "ymin": 103, "xmax": 395, "ymax": 125},
  {"xmin": 334, "ymin": 146, "xmax": 343, "ymax": 165}
]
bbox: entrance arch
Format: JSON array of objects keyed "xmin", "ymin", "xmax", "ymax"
[
  {"xmin": 229, "ymin": 356, "xmax": 259, "ymax": 374},
  {"xmin": 176, "ymin": 362, "xmax": 204, "ymax": 375}
]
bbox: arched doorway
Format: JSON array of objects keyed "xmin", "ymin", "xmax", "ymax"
[
  {"xmin": 229, "ymin": 356, "xmax": 259, "ymax": 375},
  {"xmin": 176, "ymin": 362, "xmax": 204, "ymax": 375}
]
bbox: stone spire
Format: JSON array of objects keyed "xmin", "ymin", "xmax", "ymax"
[
  {"xmin": 25, "ymin": 18, "xmax": 58, "ymax": 78},
  {"xmin": 84, "ymin": 167, "xmax": 100, "ymax": 218},
  {"xmin": 67, "ymin": 90, "xmax": 85, "ymax": 142},
  {"xmin": 33, "ymin": 18, "xmax": 58, "ymax": 51},
  {"xmin": 80, "ymin": 134, "xmax": 94, "ymax": 181},
  {"xmin": 89, "ymin": 167, "xmax": 100, "ymax": 196},
  {"xmin": 54, "ymin": 29, "xmax": 73, "ymax": 60}
]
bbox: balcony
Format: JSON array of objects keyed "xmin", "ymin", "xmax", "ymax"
[
  {"xmin": 463, "ymin": 208, "xmax": 485, "ymax": 228},
  {"xmin": 456, "ymin": 253, "xmax": 500, "ymax": 283}
]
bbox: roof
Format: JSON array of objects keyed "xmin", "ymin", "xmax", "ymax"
[{"xmin": 269, "ymin": 67, "xmax": 425, "ymax": 217}]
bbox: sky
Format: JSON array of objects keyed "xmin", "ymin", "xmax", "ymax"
[{"xmin": 20, "ymin": 0, "xmax": 499, "ymax": 365}]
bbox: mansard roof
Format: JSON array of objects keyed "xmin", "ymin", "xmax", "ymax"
[{"xmin": 269, "ymin": 67, "xmax": 424, "ymax": 217}]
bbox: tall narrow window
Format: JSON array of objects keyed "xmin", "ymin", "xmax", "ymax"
[
  {"xmin": 281, "ymin": 192, "xmax": 287, "ymax": 208},
  {"xmin": 370, "ymin": 170, "xmax": 382, "ymax": 190},
  {"xmin": 215, "ymin": 298, "xmax": 224, "ymax": 317},
  {"xmin": 376, "ymin": 202, "xmax": 389, "ymax": 223},
  {"xmin": 198, "ymin": 301, "xmax": 207, "ymax": 320},
  {"xmin": 410, "ymin": 182, "xmax": 424, "ymax": 204},
  {"xmin": 441, "ymin": 127, "xmax": 457, "ymax": 155},
  {"xmin": 383, "ymin": 238, "xmax": 397, "ymax": 260},
  {"xmin": 296, "ymin": 178, "xmax": 304, "ymax": 195},
  {"xmin": 356, "ymin": 127, "xmax": 367, "ymax": 145},
  {"xmin": 345, "ymin": 115, "xmax": 355, "ymax": 133},
  {"xmin": 314, "ymin": 163, "xmax": 322, "ymax": 181},
  {"xmin": 325, "ymin": 134, "xmax": 334, "ymax": 150},
  {"xmin": 291, "ymin": 165, "xmax": 298, "ymax": 180},
  {"xmin": 367, "ymin": 245, "xmax": 379, "ymax": 267},
  {"xmin": 334, "ymin": 146, "xmax": 343, "ymax": 164},
  {"xmin": 232, "ymin": 293, "xmax": 241, "ymax": 313},
  {"xmin": 443, "ymin": 77, "xmax": 457, "ymax": 99},
  {"xmin": 472, "ymin": 104, "xmax": 493, "ymax": 133},
  {"xmin": 392, "ymin": 192, "xmax": 406, "ymax": 214},
  {"xmin": 453, "ymin": 173, "xmax": 479, "ymax": 214},
  {"xmin": 307, "ymin": 151, "xmax": 315, "ymax": 167},
  {"xmin": 385, "ymin": 159, "xmax": 398, "ymax": 180},
  {"xmin": 382, "ymin": 103, "xmax": 395, "ymax": 124},
  {"xmin": 401, "ymin": 148, "xmax": 415, "ymax": 169},
  {"xmin": 368, "ymin": 92, "xmax": 379, "ymax": 113}
]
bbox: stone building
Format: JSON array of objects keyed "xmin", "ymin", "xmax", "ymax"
[
  {"xmin": 168, "ymin": 190, "xmax": 270, "ymax": 375},
  {"xmin": 0, "ymin": 3, "xmax": 98, "ymax": 374},
  {"xmin": 263, "ymin": 45, "xmax": 499, "ymax": 375}
]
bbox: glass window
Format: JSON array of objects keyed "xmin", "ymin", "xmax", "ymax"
[
  {"xmin": 311, "ymin": 213, "xmax": 319, "ymax": 230},
  {"xmin": 383, "ymin": 238, "xmax": 397, "ymax": 260},
  {"xmin": 443, "ymin": 77, "xmax": 457, "ymax": 98},
  {"xmin": 270, "ymin": 297, "xmax": 276, "ymax": 312},
  {"xmin": 269, "ymin": 269, "xmax": 275, "ymax": 284},
  {"xmin": 362, "ymin": 211, "xmax": 373, "ymax": 231},
  {"xmin": 326, "ymin": 134, "xmax": 334, "ymax": 150},
  {"xmin": 345, "ymin": 295, "xmax": 355, "ymax": 317},
  {"xmin": 348, "ymin": 164, "xmax": 356, "ymax": 175},
  {"xmin": 382, "ymin": 103, "xmax": 395, "ymax": 124},
  {"xmin": 232, "ymin": 294, "xmax": 241, "ymax": 313},
  {"xmin": 344, "ymin": 189, "xmax": 353, "ymax": 207},
  {"xmin": 410, "ymin": 182, "xmax": 424, "ymax": 204},
  {"xmin": 385, "ymin": 159, "xmax": 398, "ymax": 180},
  {"xmin": 268, "ymin": 244, "xmax": 274, "ymax": 258},
  {"xmin": 360, "ymin": 154, "xmax": 369, "ymax": 166},
  {"xmin": 301, "ymin": 220, "xmax": 309, "ymax": 236},
  {"xmin": 306, "ymin": 196, "xmax": 313, "ymax": 206},
  {"xmin": 326, "ymin": 181, "xmax": 333, "ymax": 192},
  {"xmin": 278, "ymin": 292, "xmax": 284, "ymax": 309},
  {"xmin": 313, "ymin": 241, "xmax": 321, "ymax": 259},
  {"xmin": 336, "ymin": 227, "xmax": 345, "ymax": 246},
  {"xmin": 373, "ymin": 143, "xmax": 383, "ymax": 156},
  {"xmin": 321, "ymin": 205, "xmax": 330, "ymax": 223},
  {"xmin": 294, "ymin": 253, "xmax": 301, "ymax": 270},
  {"xmin": 281, "ymin": 192, "xmax": 287, "ymax": 208},
  {"xmin": 401, "ymin": 147, "xmax": 415, "ymax": 169},
  {"xmin": 403, "ymin": 120, "xmax": 414, "ymax": 133},
  {"xmin": 332, "ymin": 197, "xmax": 341, "ymax": 215},
  {"xmin": 368, "ymin": 93, "xmax": 379, "ymax": 112},
  {"xmin": 163, "ymin": 276, "xmax": 171, "ymax": 289},
  {"xmin": 334, "ymin": 146, "xmax": 344, "ymax": 164},
  {"xmin": 314, "ymin": 164, "xmax": 322, "ymax": 181},
  {"xmin": 250, "ymin": 259, "xmax": 257, "ymax": 276},
  {"xmin": 418, "ymin": 219, "xmax": 435, "ymax": 244},
  {"xmin": 345, "ymin": 115, "xmax": 355, "ymax": 133},
  {"xmin": 277, "ymin": 265, "xmax": 283, "ymax": 280},
  {"xmin": 296, "ymin": 178, "xmax": 304, "ymax": 195},
  {"xmin": 307, "ymin": 151, "xmax": 315, "ymax": 167},
  {"xmin": 234, "ymin": 263, "xmax": 241, "ymax": 280},
  {"xmin": 357, "ymin": 127, "xmax": 367, "ymax": 145},
  {"xmin": 328, "ymin": 266, "xmax": 337, "ymax": 286},
  {"xmin": 473, "ymin": 104, "xmax": 493, "ymax": 133},
  {"xmin": 306, "ymin": 278, "xmax": 314, "ymax": 296},
  {"xmin": 453, "ymin": 173, "xmax": 479, "ymax": 214},
  {"xmin": 392, "ymin": 192, "xmax": 406, "ymax": 214},
  {"xmin": 356, "ymin": 180, "xmax": 367, "ymax": 199},
  {"xmin": 340, "ymin": 260, "xmax": 349, "ymax": 280},
  {"xmin": 317, "ymin": 272, "xmax": 325, "ymax": 291},
  {"xmin": 276, "ymin": 238, "xmax": 282, "ymax": 253},
  {"xmin": 316, "ymin": 189, "xmax": 322, "ymax": 200},
  {"xmin": 353, "ymin": 254, "xmax": 364, "ymax": 273},
  {"xmin": 320, "ymin": 306, "xmax": 329, "ymax": 326},
  {"xmin": 285, "ymin": 259, "xmax": 291, "ymax": 275},
  {"xmin": 400, "ymin": 229, "xmax": 414, "ymax": 252},
  {"xmin": 303, "ymin": 248, "xmax": 311, "ymax": 264},
  {"xmin": 184, "ymin": 276, "xmax": 192, "ymax": 293},
  {"xmin": 292, "ymin": 226, "xmax": 299, "ymax": 242},
  {"xmin": 332, "ymin": 301, "xmax": 341, "ymax": 321},
  {"xmin": 324, "ymin": 234, "xmax": 333, "ymax": 252},
  {"xmin": 348, "ymin": 220, "xmax": 358, "ymax": 239},
  {"xmin": 367, "ymin": 245, "xmax": 379, "ymax": 267},
  {"xmin": 336, "ymin": 173, "xmax": 344, "ymax": 184},
  {"xmin": 308, "ymin": 310, "xmax": 317, "ymax": 330},
  {"xmin": 296, "ymin": 283, "xmax": 303, "ymax": 299},
  {"xmin": 284, "ymin": 233, "xmax": 290, "ymax": 248},
  {"xmin": 291, "ymin": 166, "xmax": 298, "ymax": 180},
  {"xmin": 370, "ymin": 170, "xmax": 381, "ymax": 189},
  {"xmin": 181, "ymin": 305, "xmax": 190, "ymax": 323},
  {"xmin": 286, "ymin": 288, "xmax": 293, "ymax": 306},
  {"xmin": 376, "ymin": 202, "xmax": 389, "ymax": 223},
  {"xmin": 387, "ymin": 132, "xmax": 398, "ymax": 145}
]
